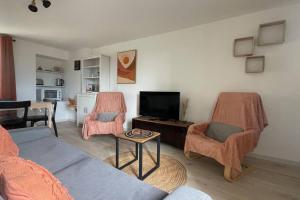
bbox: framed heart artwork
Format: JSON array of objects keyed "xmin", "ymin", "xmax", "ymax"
[{"xmin": 117, "ymin": 50, "xmax": 137, "ymax": 84}]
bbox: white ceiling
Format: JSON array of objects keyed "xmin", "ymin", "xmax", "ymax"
[{"xmin": 0, "ymin": 0, "xmax": 298, "ymax": 50}]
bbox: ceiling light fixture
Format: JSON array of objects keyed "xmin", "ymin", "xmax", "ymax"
[
  {"xmin": 28, "ymin": 0, "xmax": 38, "ymax": 12},
  {"xmin": 42, "ymin": 0, "xmax": 51, "ymax": 8},
  {"xmin": 28, "ymin": 0, "xmax": 51, "ymax": 12}
]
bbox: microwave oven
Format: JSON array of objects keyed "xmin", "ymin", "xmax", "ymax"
[{"xmin": 36, "ymin": 88, "xmax": 62, "ymax": 101}]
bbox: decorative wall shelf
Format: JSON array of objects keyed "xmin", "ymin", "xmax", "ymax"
[
  {"xmin": 36, "ymin": 70, "xmax": 64, "ymax": 75},
  {"xmin": 83, "ymin": 65, "xmax": 99, "ymax": 69},
  {"xmin": 36, "ymin": 85, "xmax": 65, "ymax": 88},
  {"xmin": 258, "ymin": 20, "xmax": 286, "ymax": 46},
  {"xmin": 233, "ymin": 37, "xmax": 255, "ymax": 57},
  {"xmin": 83, "ymin": 77, "xmax": 100, "ymax": 79},
  {"xmin": 245, "ymin": 56, "xmax": 265, "ymax": 73}
]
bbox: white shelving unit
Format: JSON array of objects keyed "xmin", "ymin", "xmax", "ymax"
[
  {"xmin": 77, "ymin": 55, "xmax": 110, "ymax": 126},
  {"xmin": 35, "ymin": 55, "xmax": 67, "ymax": 101},
  {"xmin": 81, "ymin": 55, "xmax": 110, "ymax": 93}
]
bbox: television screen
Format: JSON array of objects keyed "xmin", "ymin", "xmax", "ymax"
[{"xmin": 139, "ymin": 91, "xmax": 180, "ymax": 120}]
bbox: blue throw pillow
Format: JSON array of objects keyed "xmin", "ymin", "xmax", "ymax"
[{"xmin": 96, "ymin": 112, "xmax": 118, "ymax": 122}]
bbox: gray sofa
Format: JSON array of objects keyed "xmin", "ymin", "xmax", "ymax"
[{"xmin": 2, "ymin": 127, "xmax": 212, "ymax": 200}]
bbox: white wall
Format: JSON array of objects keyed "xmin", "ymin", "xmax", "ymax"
[
  {"xmin": 13, "ymin": 39, "xmax": 69, "ymax": 100},
  {"xmin": 66, "ymin": 4, "xmax": 300, "ymax": 163}
]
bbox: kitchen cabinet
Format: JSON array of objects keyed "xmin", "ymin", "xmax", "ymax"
[{"xmin": 76, "ymin": 93, "xmax": 97, "ymax": 126}]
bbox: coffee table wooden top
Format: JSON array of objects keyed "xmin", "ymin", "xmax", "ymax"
[{"xmin": 117, "ymin": 129, "xmax": 160, "ymax": 144}]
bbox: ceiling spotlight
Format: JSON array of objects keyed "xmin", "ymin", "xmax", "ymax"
[
  {"xmin": 28, "ymin": 0, "xmax": 51, "ymax": 12},
  {"xmin": 28, "ymin": 0, "xmax": 38, "ymax": 12},
  {"xmin": 42, "ymin": 0, "xmax": 51, "ymax": 8}
]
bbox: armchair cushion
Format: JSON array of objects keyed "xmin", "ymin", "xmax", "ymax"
[
  {"xmin": 205, "ymin": 122, "xmax": 243, "ymax": 143},
  {"xmin": 96, "ymin": 112, "xmax": 118, "ymax": 122}
]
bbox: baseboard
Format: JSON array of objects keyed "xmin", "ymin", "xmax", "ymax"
[{"xmin": 248, "ymin": 153, "xmax": 300, "ymax": 167}]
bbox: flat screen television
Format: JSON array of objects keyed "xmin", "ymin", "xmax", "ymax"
[{"xmin": 139, "ymin": 91, "xmax": 180, "ymax": 120}]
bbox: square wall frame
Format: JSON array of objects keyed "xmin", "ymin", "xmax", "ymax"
[
  {"xmin": 233, "ymin": 36, "xmax": 255, "ymax": 57},
  {"xmin": 258, "ymin": 20, "xmax": 286, "ymax": 46},
  {"xmin": 245, "ymin": 56, "xmax": 265, "ymax": 73}
]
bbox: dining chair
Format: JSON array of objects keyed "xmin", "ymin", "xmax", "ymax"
[
  {"xmin": 0, "ymin": 101, "xmax": 31, "ymax": 129},
  {"xmin": 27, "ymin": 99, "xmax": 58, "ymax": 137}
]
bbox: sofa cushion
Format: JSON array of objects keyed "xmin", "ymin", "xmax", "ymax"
[
  {"xmin": 55, "ymin": 157, "xmax": 168, "ymax": 200},
  {"xmin": 0, "ymin": 156, "xmax": 73, "ymax": 200},
  {"xmin": 0, "ymin": 125, "xmax": 19, "ymax": 156},
  {"xmin": 96, "ymin": 112, "xmax": 118, "ymax": 122},
  {"xmin": 17, "ymin": 136, "xmax": 88, "ymax": 173},
  {"xmin": 205, "ymin": 122, "xmax": 243, "ymax": 143},
  {"xmin": 163, "ymin": 186, "xmax": 212, "ymax": 200},
  {"xmin": 9, "ymin": 127, "xmax": 52, "ymax": 145}
]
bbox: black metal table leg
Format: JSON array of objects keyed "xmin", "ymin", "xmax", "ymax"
[
  {"xmin": 139, "ymin": 136, "xmax": 160, "ymax": 180},
  {"xmin": 116, "ymin": 140, "xmax": 138, "ymax": 170},
  {"xmin": 135, "ymin": 142, "xmax": 138, "ymax": 159},
  {"xmin": 115, "ymin": 132, "xmax": 161, "ymax": 180},
  {"xmin": 116, "ymin": 137, "xmax": 119, "ymax": 168},
  {"xmin": 157, "ymin": 135, "xmax": 160, "ymax": 167},
  {"xmin": 138, "ymin": 143, "xmax": 143, "ymax": 180}
]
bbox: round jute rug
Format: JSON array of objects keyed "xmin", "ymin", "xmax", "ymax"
[{"xmin": 104, "ymin": 152, "xmax": 187, "ymax": 192}]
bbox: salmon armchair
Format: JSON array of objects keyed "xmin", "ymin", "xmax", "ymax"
[
  {"xmin": 184, "ymin": 92, "xmax": 268, "ymax": 182},
  {"xmin": 82, "ymin": 92, "xmax": 127, "ymax": 140}
]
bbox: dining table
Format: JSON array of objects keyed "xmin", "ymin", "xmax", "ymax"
[{"xmin": 30, "ymin": 101, "xmax": 54, "ymax": 128}]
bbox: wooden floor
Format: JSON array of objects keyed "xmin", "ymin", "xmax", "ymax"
[{"xmin": 57, "ymin": 122, "xmax": 300, "ymax": 200}]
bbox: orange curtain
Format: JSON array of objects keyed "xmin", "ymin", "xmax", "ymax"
[{"xmin": 0, "ymin": 35, "xmax": 16, "ymax": 100}]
